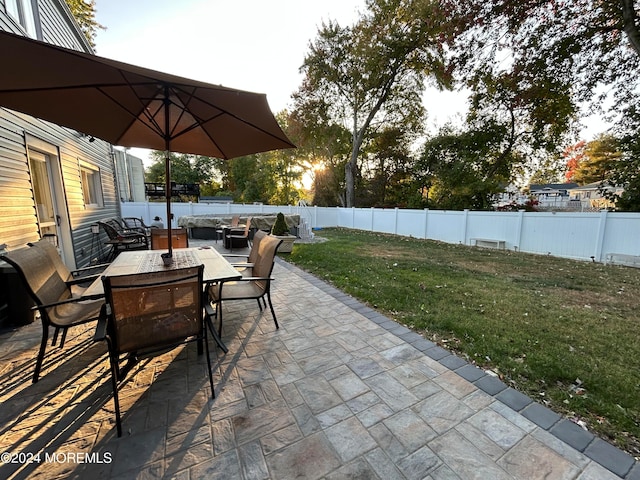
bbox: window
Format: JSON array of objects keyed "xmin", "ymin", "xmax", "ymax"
[
  {"xmin": 80, "ymin": 162, "xmax": 104, "ymax": 207},
  {"xmin": 6, "ymin": 0, "xmax": 37, "ymax": 37}
]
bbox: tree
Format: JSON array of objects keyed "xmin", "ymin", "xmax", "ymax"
[
  {"xmin": 572, "ymin": 135, "xmax": 622, "ymax": 185},
  {"xmin": 440, "ymin": 0, "xmax": 640, "ymax": 190},
  {"xmin": 360, "ymin": 127, "xmax": 417, "ymax": 207},
  {"xmin": 295, "ymin": 0, "xmax": 448, "ymax": 207},
  {"xmin": 288, "ymin": 90, "xmax": 352, "ymax": 206},
  {"xmin": 564, "ymin": 141, "xmax": 587, "ymax": 183},
  {"xmin": 417, "ymin": 124, "xmax": 514, "ymax": 210},
  {"xmin": 145, "ymin": 152, "xmax": 218, "ymax": 200},
  {"xmin": 64, "ymin": 0, "xmax": 104, "ymax": 49}
]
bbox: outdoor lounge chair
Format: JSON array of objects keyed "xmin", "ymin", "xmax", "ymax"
[
  {"xmin": 209, "ymin": 234, "xmax": 282, "ymax": 335},
  {"xmin": 98, "ymin": 219, "xmax": 149, "ymax": 260},
  {"xmin": 1, "ymin": 246, "xmax": 104, "ymax": 383},
  {"xmin": 225, "ymin": 216, "xmax": 252, "ymax": 251},
  {"xmin": 215, "ymin": 215, "xmax": 240, "ymax": 244},
  {"xmin": 121, "ymin": 217, "xmax": 151, "ymax": 238},
  {"xmin": 96, "ymin": 265, "xmax": 215, "ymax": 437},
  {"xmin": 150, "ymin": 227, "xmax": 189, "ymax": 250}
]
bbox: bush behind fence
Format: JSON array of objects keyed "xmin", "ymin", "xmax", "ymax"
[{"xmin": 120, "ymin": 202, "xmax": 640, "ymax": 264}]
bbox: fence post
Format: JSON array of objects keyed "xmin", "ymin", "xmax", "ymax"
[
  {"xmin": 515, "ymin": 209, "xmax": 525, "ymax": 251},
  {"xmin": 462, "ymin": 209, "xmax": 469, "ymax": 245},
  {"xmin": 424, "ymin": 208, "xmax": 429, "ymax": 239},
  {"xmin": 394, "ymin": 208, "xmax": 399, "ymax": 235},
  {"xmin": 594, "ymin": 209, "xmax": 608, "ymax": 262},
  {"xmin": 371, "ymin": 208, "xmax": 375, "ymax": 232},
  {"xmin": 352, "ymin": 207, "xmax": 356, "ymax": 229}
]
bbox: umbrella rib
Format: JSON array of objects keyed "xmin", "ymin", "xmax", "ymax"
[{"xmin": 170, "ymin": 84, "xmax": 295, "ymax": 155}]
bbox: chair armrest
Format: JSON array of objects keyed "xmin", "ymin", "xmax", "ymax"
[
  {"xmin": 71, "ymin": 263, "xmax": 110, "ymax": 276},
  {"xmin": 230, "ymin": 276, "xmax": 274, "ymax": 282},
  {"xmin": 66, "ymin": 273, "xmax": 101, "ymax": 286},
  {"xmin": 31, "ymin": 294, "xmax": 104, "ymax": 311},
  {"xmin": 230, "ymin": 262, "xmax": 254, "ymax": 268},
  {"xmin": 221, "ymin": 253, "xmax": 250, "ymax": 258}
]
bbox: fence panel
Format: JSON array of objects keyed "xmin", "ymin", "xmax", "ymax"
[
  {"xmin": 466, "ymin": 211, "xmax": 520, "ymax": 248},
  {"xmin": 518, "ymin": 212, "xmax": 601, "ymax": 260}
]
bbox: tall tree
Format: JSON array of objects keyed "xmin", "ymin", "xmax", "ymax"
[{"xmin": 295, "ymin": 0, "xmax": 447, "ymax": 207}]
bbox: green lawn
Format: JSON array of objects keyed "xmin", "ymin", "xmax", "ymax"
[{"xmin": 285, "ymin": 228, "xmax": 640, "ymax": 455}]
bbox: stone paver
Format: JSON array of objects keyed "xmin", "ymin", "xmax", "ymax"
[{"xmin": 0, "ymin": 240, "xmax": 636, "ymax": 479}]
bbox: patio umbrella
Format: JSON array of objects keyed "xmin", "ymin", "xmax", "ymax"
[{"xmin": 0, "ymin": 30, "xmax": 295, "ymax": 256}]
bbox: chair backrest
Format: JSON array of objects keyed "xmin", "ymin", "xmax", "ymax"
[
  {"xmin": 1, "ymin": 246, "xmax": 71, "ymax": 308},
  {"xmin": 150, "ymin": 228, "xmax": 189, "ymax": 250},
  {"xmin": 243, "ymin": 217, "xmax": 252, "ymax": 237},
  {"xmin": 231, "ymin": 217, "xmax": 252, "ymax": 238},
  {"xmin": 102, "ymin": 265, "xmax": 204, "ymax": 354},
  {"xmin": 28, "ymin": 238, "xmax": 72, "ymax": 283},
  {"xmin": 248, "ymin": 230, "xmax": 267, "ymax": 264},
  {"xmin": 252, "ymin": 234, "xmax": 282, "ymax": 290},
  {"xmin": 122, "ymin": 217, "xmax": 150, "ymax": 235},
  {"xmin": 98, "ymin": 220, "xmax": 121, "ymax": 240}
]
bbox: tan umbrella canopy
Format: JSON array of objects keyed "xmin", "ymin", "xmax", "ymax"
[{"xmin": 0, "ymin": 30, "xmax": 295, "ymax": 256}]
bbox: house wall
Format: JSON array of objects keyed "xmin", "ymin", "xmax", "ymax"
[
  {"xmin": 114, "ymin": 150, "xmax": 146, "ymax": 202},
  {"xmin": 0, "ymin": 1, "xmax": 120, "ymax": 266}
]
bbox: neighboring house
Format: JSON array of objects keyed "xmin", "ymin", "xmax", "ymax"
[
  {"xmin": 113, "ymin": 149, "xmax": 146, "ymax": 202},
  {"xmin": 527, "ymin": 183, "xmax": 578, "ymax": 209},
  {"xmin": 0, "ymin": 0, "xmax": 120, "ymax": 269},
  {"xmin": 568, "ymin": 182, "xmax": 624, "ymax": 210}
]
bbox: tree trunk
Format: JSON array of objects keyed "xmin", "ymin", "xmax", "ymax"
[
  {"xmin": 621, "ymin": 0, "xmax": 640, "ymax": 56},
  {"xmin": 345, "ymin": 154, "xmax": 357, "ymax": 208}
]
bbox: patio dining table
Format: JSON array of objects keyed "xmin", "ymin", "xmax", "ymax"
[{"xmin": 83, "ymin": 247, "xmax": 242, "ymax": 351}]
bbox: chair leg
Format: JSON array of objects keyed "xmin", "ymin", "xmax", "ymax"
[
  {"xmin": 106, "ymin": 338, "xmax": 123, "ymax": 437},
  {"xmin": 203, "ymin": 328, "xmax": 215, "ymax": 398},
  {"xmin": 59, "ymin": 328, "xmax": 68, "ymax": 349},
  {"xmin": 51, "ymin": 327, "xmax": 59, "ymax": 346},
  {"xmin": 33, "ymin": 323, "xmax": 49, "ymax": 383},
  {"xmin": 256, "ymin": 299, "xmax": 263, "ymax": 311},
  {"xmin": 204, "ymin": 309, "xmax": 228, "ymax": 353},
  {"xmin": 217, "ymin": 301, "xmax": 223, "ymax": 337},
  {"xmin": 266, "ymin": 292, "xmax": 279, "ymax": 329}
]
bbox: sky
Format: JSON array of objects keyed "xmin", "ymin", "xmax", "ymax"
[{"xmin": 93, "ymin": 0, "xmax": 604, "ymax": 166}]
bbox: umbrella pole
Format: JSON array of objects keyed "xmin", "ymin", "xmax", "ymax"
[
  {"xmin": 164, "ymin": 88, "xmax": 172, "ymax": 258},
  {"xmin": 165, "ymin": 148, "xmax": 172, "ymax": 258}
]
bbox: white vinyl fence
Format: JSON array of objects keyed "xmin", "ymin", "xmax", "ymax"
[{"xmin": 120, "ymin": 202, "xmax": 640, "ymax": 264}]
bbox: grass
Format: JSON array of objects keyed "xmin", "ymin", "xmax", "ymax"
[{"xmin": 284, "ymin": 227, "xmax": 640, "ymax": 456}]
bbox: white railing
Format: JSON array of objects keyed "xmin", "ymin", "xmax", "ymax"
[{"xmin": 120, "ymin": 203, "xmax": 640, "ymax": 264}]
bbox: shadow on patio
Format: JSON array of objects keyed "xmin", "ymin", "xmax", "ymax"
[{"xmin": 0, "ymin": 244, "xmax": 634, "ymax": 479}]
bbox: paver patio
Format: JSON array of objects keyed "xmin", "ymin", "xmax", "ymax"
[{"xmin": 0, "ymin": 240, "xmax": 637, "ymax": 479}]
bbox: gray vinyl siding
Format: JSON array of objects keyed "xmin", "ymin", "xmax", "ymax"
[{"xmin": 0, "ymin": 1, "xmax": 121, "ymax": 267}]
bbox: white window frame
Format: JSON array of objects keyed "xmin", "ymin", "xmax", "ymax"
[
  {"xmin": 79, "ymin": 161, "xmax": 104, "ymax": 208},
  {"xmin": 5, "ymin": 0, "xmax": 37, "ymax": 37}
]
